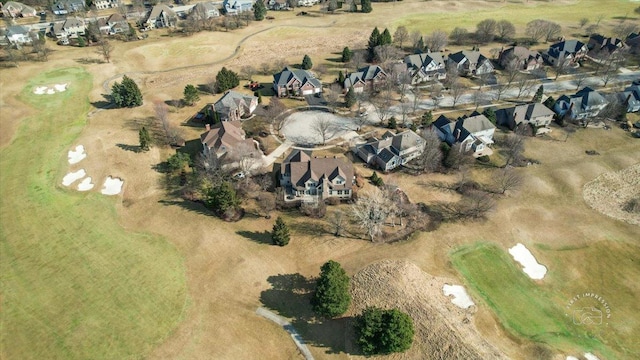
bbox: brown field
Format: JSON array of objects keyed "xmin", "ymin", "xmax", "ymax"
[{"xmin": 2, "ymin": 0, "xmax": 639, "ymax": 359}]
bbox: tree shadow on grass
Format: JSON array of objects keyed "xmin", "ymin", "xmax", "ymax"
[
  {"xmin": 158, "ymin": 198, "xmax": 213, "ymax": 217},
  {"xmin": 289, "ymin": 221, "xmax": 327, "ymax": 236},
  {"xmin": 236, "ymin": 230, "xmax": 272, "ymax": 245},
  {"xmin": 116, "ymin": 143, "xmax": 141, "ymax": 153},
  {"xmin": 260, "ymin": 273, "xmax": 357, "ymax": 355}
]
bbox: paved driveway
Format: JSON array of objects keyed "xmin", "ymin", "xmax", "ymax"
[{"xmin": 305, "ymin": 94, "xmax": 327, "ymax": 106}]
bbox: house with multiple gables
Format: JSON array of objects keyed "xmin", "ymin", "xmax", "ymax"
[
  {"xmin": 433, "ymin": 112, "xmax": 495, "ymax": 156},
  {"xmin": 542, "ymin": 39, "xmax": 588, "ymax": 67},
  {"xmin": 553, "ymin": 87, "xmax": 609, "ymax": 121},
  {"xmin": 498, "ymin": 46, "xmax": 544, "ymax": 71},
  {"xmin": 587, "ymin": 34, "xmax": 626, "ymax": 60},
  {"xmin": 189, "ymin": 2, "xmax": 220, "ymax": 20},
  {"xmin": 210, "ymin": 91, "xmax": 258, "ymax": 122},
  {"xmin": 354, "ymin": 130, "xmax": 425, "ymax": 172},
  {"xmin": 280, "ymin": 149, "xmax": 354, "ymax": 202},
  {"xmin": 96, "ymin": 14, "xmax": 129, "ymax": 35},
  {"xmin": 447, "ymin": 50, "xmax": 494, "ymax": 76},
  {"xmin": 343, "ymin": 65, "xmax": 387, "ymax": 93},
  {"xmin": 495, "ymin": 103, "xmax": 555, "ymax": 134},
  {"xmin": 93, "ymin": 0, "xmax": 119, "ymax": 10},
  {"xmin": 50, "ymin": 17, "xmax": 86, "ymax": 40},
  {"xmin": 403, "ymin": 52, "xmax": 447, "ymax": 84},
  {"xmin": 268, "ymin": 0, "xmax": 289, "ymax": 10},
  {"xmin": 145, "ymin": 4, "xmax": 176, "ymax": 29},
  {"xmin": 1, "ymin": 1, "xmax": 37, "ymax": 18},
  {"xmin": 626, "ymin": 33, "xmax": 640, "ymax": 55},
  {"xmin": 4, "ymin": 25, "xmax": 35, "ymax": 45},
  {"xmin": 223, "ymin": 0, "xmax": 254, "ymax": 14},
  {"xmin": 52, "ymin": 0, "xmax": 86, "ymax": 15},
  {"xmin": 200, "ymin": 121, "xmax": 258, "ymax": 159},
  {"xmin": 610, "ymin": 85, "xmax": 640, "ymax": 113},
  {"xmin": 273, "ymin": 66, "xmax": 322, "ymax": 97}
]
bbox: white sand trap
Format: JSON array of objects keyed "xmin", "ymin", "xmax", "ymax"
[
  {"xmin": 508, "ymin": 243, "xmax": 547, "ymax": 280},
  {"xmin": 584, "ymin": 353, "xmax": 600, "ymax": 360},
  {"xmin": 442, "ymin": 284, "xmax": 475, "ymax": 309},
  {"xmin": 68, "ymin": 145, "xmax": 86, "ymax": 164},
  {"xmin": 566, "ymin": 357, "xmax": 579, "ymax": 360},
  {"xmin": 62, "ymin": 169, "xmax": 86, "ymax": 186},
  {"xmin": 34, "ymin": 86, "xmax": 47, "ymax": 95},
  {"xmin": 101, "ymin": 176, "xmax": 124, "ymax": 195},
  {"xmin": 77, "ymin": 177, "xmax": 94, "ymax": 191},
  {"xmin": 54, "ymin": 83, "xmax": 67, "ymax": 92},
  {"xmin": 46, "ymin": 88, "xmax": 55, "ymax": 94}
]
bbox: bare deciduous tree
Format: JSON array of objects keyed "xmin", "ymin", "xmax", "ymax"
[
  {"xmin": 266, "ymin": 97, "xmax": 287, "ymax": 133},
  {"xmin": 370, "ymin": 90, "xmax": 393, "ymax": 124},
  {"xmin": 525, "ymin": 19, "xmax": 549, "ymax": 43},
  {"xmin": 393, "ymin": 26, "xmax": 409, "ymax": 49},
  {"xmin": 515, "ymin": 74, "xmax": 535, "ymax": 99},
  {"xmin": 491, "ymin": 167, "xmax": 523, "ymax": 194},
  {"xmin": 311, "ymin": 117, "xmax": 336, "ymax": 145},
  {"xmin": 431, "ymin": 84, "xmax": 443, "ymax": 110},
  {"xmin": 449, "ymin": 80, "xmax": 465, "ymax": 108},
  {"xmin": 256, "ymin": 193, "xmax": 276, "ymax": 217},
  {"xmin": 351, "ymin": 187, "xmax": 393, "ymax": 241},
  {"xmin": 410, "ymin": 86, "xmax": 423, "ymax": 114},
  {"xmin": 425, "ymin": 30, "xmax": 448, "ymax": 51},
  {"xmin": 573, "ymin": 71, "xmax": 589, "ymax": 90},
  {"xmin": 328, "ymin": 210, "xmax": 347, "ymax": 237},
  {"xmin": 374, "ymin": 45, "xmax": 403, "ymax": 70},
  {"xmin": 496, "ymin": 20, "xmax": 515, "ymax": 41},
  {"xmin": 230, "ymin": 141, "xmax": 260, "ymax": 183},
  {"xmin": 96, "ymin": 39, "xmax": 114, "ymax": 63},
  {"xmin": 348, "ymin": 51, "xmax": 366, "ymax": 71},
  {"xmin": 450, "ymin": 27, "xmax": 468, "ymax": 45},
  {"xmin": 501, "ymin": 133, "xmax": 525, "ymax": 167},
  {"xmin": 416, "ymin": 130, "xmax": 443, "ymax": 173},
  {"xmin": 240, "ymin": 65, "xmax": 256, "ymax": 81}
]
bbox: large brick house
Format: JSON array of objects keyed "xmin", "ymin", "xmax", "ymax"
[
  {"xmin": 343, "ymin": 65, "xmax": 387, "ymax": 93},
  {"xmin": 273, "ymin": 66, "xmax": 322, "ymax": 97}
]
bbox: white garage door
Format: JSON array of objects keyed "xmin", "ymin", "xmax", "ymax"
[{"xmin": 302, "ymin": 89, "xmax": 313, "ymax": 95}]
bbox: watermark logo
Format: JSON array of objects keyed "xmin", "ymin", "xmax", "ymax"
[{"xmin": 566, "ymin": 292, "xmax": 611, "ymax": 326}]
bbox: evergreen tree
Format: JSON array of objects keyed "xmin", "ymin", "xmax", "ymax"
[
  {"xmin": 183, "ymin": 84, "xmax": 200, "ymax": 106},
  {"xmin": 415, "ymin": 37, "xmax": 425, "ymax": 53},
  {"xmin": 301, "ymin": 54, "xmax": 313, "ymax": 70},
  {"xmin": 338, "ymin": 71, "xmax": 346, "ymax": 86},
  {"xmin": 349, "ymin": 0, "xmax": 357, "ymax": 12},
  {"xmin": 271, "ymin": 216, "xmax": 290, "ymax": 246},
  {"xmin": 205, "ymin": 182, "xmax": 240, "ymax": 215},
  {"xmin": 111, "ymin": 75, "xmax": 143, "ymax": 108},
  {"xmin": 312, "ymin": 260, "xmax": 351, "ymax": 318},
  {"xmin": 361, "ymin": 0, "xmax": 372, "ymax": 13},
  {"xmin": 483, "ymin": 107, "xmax": 497, "ymax": 125},
  {"xmin": 341, "ymin": 46, "xmax": 353, "ymax": 62},
  {"xmin": 257, "ymin": 92, "xmax": 263, "ymax": 104},
  {"xmin": 139, "ymin": 126, "xmax": 151, "ymax": 151},
  {"xmin": 532, "ymin": 85, "xmax": 544, "ymax": 103},
  {"xmin": 345, "ymin": 86, "xmax": 356, "ymax": 107},
  {"xmin": 543, "ymin": 96, "xmax": 556, "ymax": 110},
  {"xmin": 370, "ymin": 172, "xmax": 384, "ymax": 187},
  {"xmin": 355, "ymin": 307, "xmax": 414, "ymax": 355},
  {"xmin": 216, "ymin": 67, "xmax": 240, "ymax": 93},
  {"xmin": 366, "ymin": 27, "xmax": 381, "ymax": 62},
  {"xmin": 421, "ymin": 111, "xmax": 433, "ymax": 126},
  {"xmin": 380, "ymin": 28, "xmax": 392, "ymax": 46},
  {"xmin": 166, "ymin": 152, "xmax": 191, "ymax": 172},
  {"xmin": 253, "ymin": 0, "xmax": 267, "ymax": 21},
  {"xmin": 388, "ymin": 116, "xmax": 397, "ymax": 129}
]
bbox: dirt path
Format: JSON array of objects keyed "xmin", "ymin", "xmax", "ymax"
[{"xmin": 256, "ymin": 307, "xmax": 314, "ymax": 360}]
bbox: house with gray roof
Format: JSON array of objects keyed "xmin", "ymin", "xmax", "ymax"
[
  {"xmin": 403, "ymin": 52, "xmax": 447, "ymax": 84},
  {"xmin": 5, "ymin": 25, "xmax": 34, "ymax": 45},
  {"xmin": 200, "ymin": 121, "xmax": 258, "ymax": 159},
  {"xmin": 495, "ymin": 103, "xmax": 555, "ymax": 134},
  {"xmin": 1, "ymin": 1, "xmax": 36, "ymax": 18},
  {"xmin": 610, "ymin": 85, "xmax": 640, "ymax": 113},
  {"xmin": 189, "ymin": 2, "xmax": 220, "ymax": 20},
  {"xmin": 52, "ymin": 0, "xmax": 86, "ymax": 15},
  {"xmin": 106, "ymin": 13, "xmax": 130, "ymax": 34},
  {"xmin": 343, "ymin": 65, "xmax": 387, "ymax": 93},
  {"xmin": 587, "ymin": 34, "xmax": 626, "ymax": 60},
  {"xmin": 210, "ymin": 91, "xmax": 258, "ymax": 122},
  {"xmin": 280, "ymin": 149, "xmax": 354, "ymax": 202},
  {"xmin": 498, "ymin": 46, "xmax": 543, "ymax": 71},
  {"xmin": 433, "ymin": 112, "xmax": 495, "ymax": 156},
  {"xmin": 447, "ymin": 50, "xmax": 494, "ymax": 77},
  {"xmin": 145, "ymin": 4, "xmax": 176, "ymax": 29},
  {"xmin": 223, "ymin": 0, "xmax": 254, "ymax": 14},
  {"xmin": 553, "ymin": 87, "xmax": 609, "ymax": 121},
  {"xmin": 354, "ymin": 130, "xmax": 426, "ymax": 172},
  {"xmin": 93, "ymin": 0, "xmax": 119, "ymax": 10},
  {"xmin": 50, "ymin": 17, "xmax": 86, "ymax": 40},
  {"xmin": 273, "ymin": 66, "xmax": 322, "ymax": 97},
  {"xmin": 543, "ymin": 39, "xmax": 588, "ymax": 67}
]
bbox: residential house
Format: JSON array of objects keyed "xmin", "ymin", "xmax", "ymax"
[
  {"xmin": 612, "ymin": 85, "xmax": 640, "ymax": 113},
  {"xmin": 403, "ymin": 52, "xmax": 446, "ymax": 84},
  {"xmin": 268, "ymin": 0, "xmax": 288, "ymax": 10},
  {"xmin": 96, "ymin": 18, "xmax": 112, "ymax": 35},
  {"xmin": 189, "ymin": 2, "xmax": 220, "ymax": 20},
  {"xmin": 5, "ymin": 25, "xmax": 34, "ymax": 45},
  {"xmin": 145, "ymin": 4, "xmax": 176, "ymax": 29},
  {"xmin": 50, "ymin": 17, "xmax": 86, "ymax": 40},
  {"xmin": 447, "ymin": 50, "xmax": 494, "ymax": 76},
  {"xmin": 52, "ymin": 0, "xmax": 86, "ymax": 15},
  {"xmin": 498, "ymin": 46, "xmax": 543, "ymax": 71},
  {"xmin": 354, "ymin": 130, "xmax": 425, "ymax": 172},
  {"xmin": 433, "ymin": 113, "xmax": 495, "ymax": 156},
  {"xmin": 543, "ymin": 39, "xmax": 588, "ymax": 67},
  {"xmin": 495, "ymin": 103, "xmax": 555, "ymax": 134},
  {"xmin": 93, "ymin": 0, "xmax": 119, "ymax": 10},
  {"xmin": 280, "ymin": 149, "xmax": 354, "ymax": 202},
  {"xmin": 553, "ymin": 87, "xmax": 609, "ymax": 121},
  {"xmin": 273, "ymin": 66, "xmax": 322, "ymax": 97},
  {"xmin": 343, "ymin": 65, "xmax": 387, "ymax": 93},
  {"xmin": 1, "ymin": 1, "xmax": 37, "ymax": 18},
  {"xmin": 200, "ymin": 121, "xmax": 258, "ymax": 158},
  {"xmin": 106, "ymin": 13, "xmax": 130, "ymax": 34},
  {"xmin": 223, "ymin": 0, "xmax": 254, "ymax": 14},
  {"xmin": 210, "ymin": 91, "xmax": 258, "ymax": 122},
  {"xmin": 626, "ymin": 33, "xmax": 640, "ymax": 55},
  {"xmin": 298, "ymin": 0, "xmax": 317, "ymax": 6},
  {"xmin": 587, "ymin": 34, "xmax": 626, "ymax": 60}
]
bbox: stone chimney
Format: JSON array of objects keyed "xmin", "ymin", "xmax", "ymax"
[{"xmin": 205, "ymin": 123, "xmax": 210, "ymax": 131}]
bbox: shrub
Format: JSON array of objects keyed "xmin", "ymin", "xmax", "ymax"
[
  {"xmin": 355, "ymin": 307, "xmax": 414, "ymax": 355},
  {"xmin": 300, "ymin": 201, "xmax": 327, "ymax": 218}
]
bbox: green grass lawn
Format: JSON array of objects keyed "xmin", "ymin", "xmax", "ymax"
[
  {"xmin": 0, "ymin": 68, "xmax": 188, "ymax": 359},
  {"xmin": 451, "ymin": 242, "xmax": 640, "ymax": 359}
]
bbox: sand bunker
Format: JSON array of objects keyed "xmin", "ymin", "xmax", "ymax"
[
  {"xmin": 62, "ymin": 169, "xmax": 86, "ymax": 186},
  {"xmin": 33, "ymin": 83, "xmax": 68, "ymax": 95},
  {"xmin": 101, "ymin": 176, "xmax": 124, "ymax": 195},
  {"xmin": 566, "ymin": 357, "xmax": 579, "ymax": 360},
  {"xmin": 508, "ymin": 243, "xmax": 547, "ymax": 280},
  {"xmin": 77, "ymin": 177, "xmax": 94, "ymax": 191},
  {"xmin": 583, "ymin": 164, "xmax": 640, "ymax": 226},
  {"xmin": 68, "ymin": 145, "xmax": 87, "ymax": 164},
  {"xmin": 442, "ymin": 284, "xmax": 475, "ymax": 309},
  {"xmin": 584, "ymin": 353, "xmax": 600, "ymax": 360}
]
